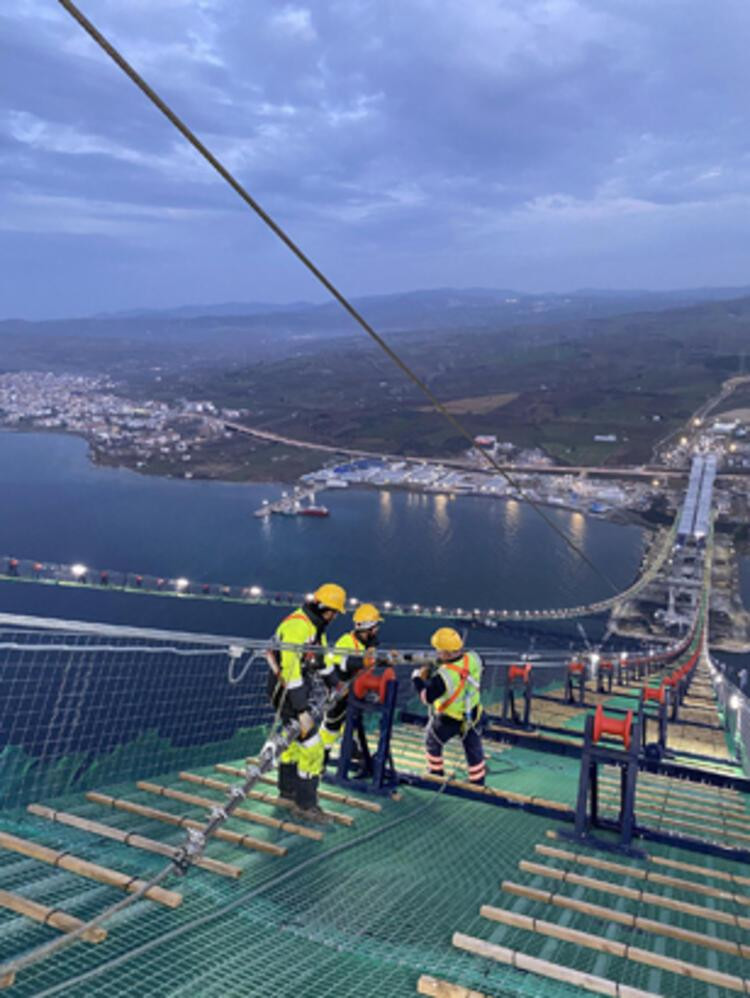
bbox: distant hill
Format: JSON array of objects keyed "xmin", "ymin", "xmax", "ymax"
[
  {"xmin": 94, "ymin": 301, "xmax": 319, "ymax": 320},
  {"xmin": 2, "ymin": 285, "xmax": 750, "ymax": 384},
  {"xmin": 85, "ymin": 284, "xmax": 750, "ymax": 329}
]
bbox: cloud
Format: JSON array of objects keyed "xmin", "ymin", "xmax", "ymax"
[
  {"xmin": 1, "ymin": 0, "xmax": 750, "ymax": 317},
  {"xmin": 269, "ymin": 6, "xmax": 317, "ymax": 42}
]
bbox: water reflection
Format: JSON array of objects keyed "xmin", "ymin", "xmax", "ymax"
[
  {"xmin": 569, "ymin": 511, "xmax": 586, "ymax": 547},
  {"xmin": 379, "ymin": 490, "xmax": 393, "ymax": 524},
  {"xmin": 504, "ymin": 498, "xmax": 521, "ymax": 537},
  {"xmin": 433, "ymin": 493, "xmax": 450, "ymax": 538}
]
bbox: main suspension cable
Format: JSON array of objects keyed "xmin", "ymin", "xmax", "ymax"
[{"xmin": 57, "ymin": 0, "xmax": 619, "ymax": 595}]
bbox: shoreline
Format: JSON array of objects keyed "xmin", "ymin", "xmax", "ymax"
[{"xmin": 0, "ymin": 425, "xmax": 653, "ymax": 527}]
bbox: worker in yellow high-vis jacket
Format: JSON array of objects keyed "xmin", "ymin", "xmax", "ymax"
[
  {"xmin": 411, "ymin": 627, "xmax": 486, "ymax": 785},
  {"xmin": 268, "ymin": 582, "xmax": 346, "ymax": 823},
  {"xmin": 320, "ymin": 603, "xmax": 383, "ymax": 762}
]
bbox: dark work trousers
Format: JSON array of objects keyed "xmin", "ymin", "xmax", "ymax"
[{"xmin": 424, "ymin": 713, "xmax": 486, "ymax": 785}]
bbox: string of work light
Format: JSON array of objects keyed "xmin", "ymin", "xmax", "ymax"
[
  {"xmin": 57, "ymin": 0, "xmax": 619, "ymax": 596},
  {"xmin": 0, "ymin": 525, "xmax": 676, "ymax": 624}
]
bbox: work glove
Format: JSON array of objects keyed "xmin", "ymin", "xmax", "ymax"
[
  {"xmin": 363, "ymin": 649, "xmax": 377, "ymax": 669},
  {"xmin": 297, "ymin": 710, "xmax": 314, "ymax": 737}
]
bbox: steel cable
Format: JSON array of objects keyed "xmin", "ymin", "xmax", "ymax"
[{"xmin": 56, "ymin": 0, "xmax": 619, "ymax": 598}]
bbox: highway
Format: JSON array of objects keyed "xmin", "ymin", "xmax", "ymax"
[{"xmin": 222, "ymin": 420, "xmax": 690, "ymax": 481}]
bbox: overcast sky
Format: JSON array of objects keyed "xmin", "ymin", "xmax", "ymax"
[{"xmin": 2, "ymin": 0, "xmax": 749, "ymax": 319}]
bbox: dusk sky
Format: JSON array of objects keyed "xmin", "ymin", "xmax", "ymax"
[{"xmin": 2, "ymin": 0, "xmax": 749, "ymax": 319}]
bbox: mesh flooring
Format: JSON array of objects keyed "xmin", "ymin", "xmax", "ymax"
[
  {"xmin": 2, "ymin": 736, "xmax": 748, "ymax": 998},
  {"xmin": 2, "ymin": 657, "xmax": 749, "ymax": 998}
]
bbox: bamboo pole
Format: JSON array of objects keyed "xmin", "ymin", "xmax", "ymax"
[
  {"xmin": 451, "ymin": 932, "xmax": 659, "ymax": 998},
  {"xmin": 533, "ymin": 843, "xmax": 750, "ymax": 905},
  {"xmin": 31, "ymin": 801, "xmax": 240, "ymax": 880},
  {"xmin": 135, "ymin": 783, "xmax": 287, "ymax": 856},
  {"xmin": 117, "ymin": 783, "xmax": 322, "ymax": 841},
  {"xmin": 0, "ymin": 831, "xmax": 181, "ymax": 908},
  {"xmin": 416, "ymin": 975, "xmax": 488, "ymax": 998},
  {"xmin": 519, "ymin": 860, "xmax": 750, "ymax": 930},
  {"xmin": 242, "ymin": 760, "xmax": 381, "ymax": 813},
  {"xmin": 479, "ymin": 905, "xmax": 748, "ymax": 993},
  {"xmin": 500, "ymin": 880, "xmax": 749, "ymax": 958},
  {"xmin": 0, "ymin": 888, "xmax": 106, "ymax": 943},
  {"xmin": 187, "ymin": 771, "xmax": 353, "ymax": 827}
]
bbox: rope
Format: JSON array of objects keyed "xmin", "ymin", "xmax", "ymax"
[{"xmin": 56, "ymin": 0, "xmax": 619, "ymax": 597}]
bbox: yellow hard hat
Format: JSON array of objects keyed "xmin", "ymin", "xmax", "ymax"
[
  {"xmin": 313, "ymin": 582, "xmax": 347, "ymax": 613},
  {"xmin": 353, "ymin": 603, "xmax": 383, "ymax": 630},
  {"xmin": 431, "ymin": 627, "xmax": 463, "ymax": 653}
]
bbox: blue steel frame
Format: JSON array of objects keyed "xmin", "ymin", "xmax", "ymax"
[
  {"xmin": 501, "ymin": 667, "xmax": 533, "ymax": 728},
  {"xmin": 326, "ymin": 676, "xmax": 399, "ymax": 797}
]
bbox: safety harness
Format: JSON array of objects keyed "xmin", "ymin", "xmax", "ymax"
[{"xmin": 436, "ymin": 653, "xmax": 481, "ymax": 720}]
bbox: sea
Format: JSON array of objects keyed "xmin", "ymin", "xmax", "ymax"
[{"xmin": 0, "ymin": 430, "xmax": 745, "ymax": 669}]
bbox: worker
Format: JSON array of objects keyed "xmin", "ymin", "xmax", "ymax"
[
  {"xmin": 320, "ymin": 603, "xmax": 383, "ymax": 762},
  {"xmin": 268, "ymin": 582, "xmax": 346, "ymax": 823},
  {"xmin": 412, "ymin": 627, "xmax": 486, "ymax": 785}
]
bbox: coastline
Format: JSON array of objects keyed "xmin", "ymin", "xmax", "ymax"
[{"xmin": 0, "ymin": 424, "xmax": 660, "ymax": 529}]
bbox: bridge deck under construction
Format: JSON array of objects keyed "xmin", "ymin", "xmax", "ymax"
[{"xmin": 2, "ymin": 657, "xmax": 748, "ymax": 998}]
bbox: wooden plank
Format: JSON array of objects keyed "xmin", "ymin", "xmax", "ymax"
[
  {"xmin": 417, "ymin": 974, "xmax": 488, "ymax": 997},
  {"xmin": 604, "ymin": 773, "xmax": 744, "ymax": 805},
  {"xmin": 0, "ymin": 888, "xmax": 106, "ymax": 943},
  {"xmin": 0, "ymin": 831, "xmax": 181, "ymax": 908},
  {"xmin": 210, "ymin": 767, "xmax": 354, "ymax": 826},
  {"xmin": 418, "ymin": 773, "xmax": 571, "ymax": 812},
  {"xmin": 124, "ymin": 783, "xmax": 322, "ymax": 841},
  {"xmin": 136, "ymin": 783, "xmax": 287, "ymax": 856},
  {"xmin": 479, "ymin": 906, "xmax": 748, "ymax": 992},
  {"xmin": 500, "ymin": 881, "xmax": 746, "ymax": 958},
  {"xmin": 649, "ymin": 854, "xmax": 750, "ymax": 889},
  {"xmin": 242, "ymin": 760, "xmax": 381, "ymax": 812},
  {"xmin": 598, "ymin": 774, "xmax": 747, "ymax": 812},
  {"xmin": 598, "ymin": 778, "xmax": 748, "ymax": 819},
  {"xmin": 519, "ymin": 860, "xmax": 750, "ymax": 930},
  {"xmin": 597, "ymin": 787, "xmax": 750, "ymax": 830},
  {"xmin": 451, "ymin": 932, "xmax": 659, "ymax": 998},
  {"xmin": 32, "ymin": 801, "xmax": 240, "ymax": 880},
  {"xmin": 534, "ymin": 843, "xmax": 750, "ymax": 904}
]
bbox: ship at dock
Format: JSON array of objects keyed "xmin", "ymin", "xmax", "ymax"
[{"xmin": 253, "ymin": 489, "xmax": 329, "ymax": 518}]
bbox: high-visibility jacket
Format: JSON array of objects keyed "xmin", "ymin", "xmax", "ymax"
[
  {"xmin": 434, "ymin": 651, "xmax": 482, "ymax": 721},
  {"xmin": 270, "ymin": 607, "xmax": 334, "ymax": 714},
  {"xmin": 327, "ymin": 631, "xmax": 376, "ymax": 680}
]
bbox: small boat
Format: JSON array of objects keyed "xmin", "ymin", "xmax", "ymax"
[{"xmin": 298, "ymin": 504, "xmax": 329, "ymax": 517}]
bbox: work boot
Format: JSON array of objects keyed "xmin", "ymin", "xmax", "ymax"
[
  {"xmin": 292, "ymin": 776, "xmax": 333, "ymax": 825},
  {"xmin": 277, "ymin": 762, "xmax": 297, "ymax": 805}
]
